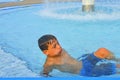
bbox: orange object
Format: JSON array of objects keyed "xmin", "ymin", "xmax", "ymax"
[{"xmin": 94, "ymin": 48, "xmax": 111, "ymax": 59}]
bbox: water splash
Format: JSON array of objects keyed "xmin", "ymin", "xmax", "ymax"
[
  {"xmin": 38, "ymin": 2, "xmax": 120, "ymax": 21},
  {"xmin": 0, "ymin": 46, "xmax": 38, "ymax": 77}
]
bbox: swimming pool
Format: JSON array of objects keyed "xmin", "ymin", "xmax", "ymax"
[{"xmin": 0, "ymin": 1, "xmax": 120, "ymax": 77}]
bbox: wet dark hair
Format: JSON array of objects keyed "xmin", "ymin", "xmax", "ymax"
[{"xmin": 38, "ymin": 34, "xmax": 57, "ymax": 51}]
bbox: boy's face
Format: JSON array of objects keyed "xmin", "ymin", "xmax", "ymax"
[{"xmin": 43, "ymin": 39, "xmax": 62, "ymax": 57}]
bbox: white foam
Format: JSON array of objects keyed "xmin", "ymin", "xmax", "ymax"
[
  {"xmin": 37, "ymin": 3, "xmax": 120, "ymax": 21},
  {"xmin": 38, "ymin": 9, "xmax": 120, "ymax": 21},
  {"xmin": 0, "ymin": 47, "xmax": 38, "ymax": 77}
]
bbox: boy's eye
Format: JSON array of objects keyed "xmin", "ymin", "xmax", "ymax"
[
  {"xmin": 47, "ymin": 42, "xmax": 50, "ymax": 45},
  {"xmin": 49, "ymin": 40, "xmax": 51, "ymax": 43},
  {"xmin": 53, "ymin": 44, "xmax": 56, "ymax": 48}
]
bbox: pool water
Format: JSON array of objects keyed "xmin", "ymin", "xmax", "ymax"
[{"xmin": 0, "ymin": 1, "xmax": 120, "ymax": 77}]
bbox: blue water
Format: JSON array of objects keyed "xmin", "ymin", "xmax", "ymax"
[{"xmin": 0, "ymin": 1, "xmax": 120, "ymax": 77}]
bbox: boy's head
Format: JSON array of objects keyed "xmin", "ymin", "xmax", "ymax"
[{"xmin": 38, "ymin": 34, "xmax": 62, "ymax": 57}]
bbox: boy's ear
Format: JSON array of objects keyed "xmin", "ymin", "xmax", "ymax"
[{"xmin": 43, "ymin": 50, "xmax": 49, "ymax": 55}]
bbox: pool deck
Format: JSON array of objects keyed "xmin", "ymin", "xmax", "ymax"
[
  {"xmin": 0, "ymin": 0, "xmax": 43, "ymax": 8},
  {"xmin": 0, "ymin": 0, "xmax": 81, "ymax": 8}
]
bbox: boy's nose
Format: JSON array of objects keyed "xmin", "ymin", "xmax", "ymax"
[{"xmin": 56, "ymin": 44, "xmax": 61, "ymax": 48}]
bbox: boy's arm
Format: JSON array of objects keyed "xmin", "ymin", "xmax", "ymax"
[
  {"xmin": 40, "ymin": 63, "xmax": 53, "ymax": 77},
  {"xmin": 43, "ymin": 65, "xmax": 53, "ymax": 76}
]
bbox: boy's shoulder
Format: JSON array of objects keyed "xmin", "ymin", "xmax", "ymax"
[
  {"xmin": 44, "ymin": 57, "xmax": 54, "ymax": 66},
  {"xmin": 62, "ymin": 49, "xmax": 73, "ymax": 57}
]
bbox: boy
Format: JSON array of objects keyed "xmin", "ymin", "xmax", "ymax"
[{"xmin": 38, "ymin": 34, "xmax": 120, "ymax": 77}]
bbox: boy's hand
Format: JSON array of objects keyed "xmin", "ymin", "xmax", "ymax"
[
  {"xmin": 40, "ymin": 72, "xmax": 52, "ymax": 77},
  {"xmin": 43, "ymin": 73, "xmax": 52, "ymax": 77}
]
